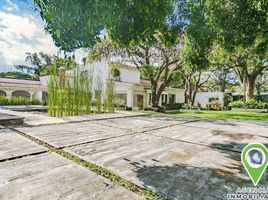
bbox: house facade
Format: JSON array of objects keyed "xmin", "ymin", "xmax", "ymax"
[
  {"xmin": 80, "ymin": 61, "xmax": 185, "ymax": 109},
  {"xmin": 0, "ymin": 62, "xmax": 185, "ymax": 109}
]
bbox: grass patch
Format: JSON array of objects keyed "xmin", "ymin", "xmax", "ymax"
[
  {"xmin": 56, "ymin": 149, "xmax": 169, "ymax": 200},
  {"xmin": 165, "ymin": 110, "xmax": 268, "ymax": 121}
]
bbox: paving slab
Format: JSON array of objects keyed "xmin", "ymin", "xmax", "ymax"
[
  {"xmin": 16, "ymin": 121, "xmax": 133, "ymax": 148},
  {"xmin": 66, "ymin": 133, "xmax": 257, "ymax": 200},
  {"xmin": 149, "ymin": 124, "xmax": 268, "ymax": 152},
  {"xmin": 183, "ymin": 118, "xmax": 268, "ymax": 137},
  {"xmin": 0, "ymin": 108, "xmax": 148, "ymax": 126},
  {"xmin": 0, "ymin": 112, "xmax": 24, "ymax": 125},
  {"xmin": 0, "ymin": 129, "xmax": 46, "ymax": 160},
  {"xmin": 0, "ymin": 108, "xmax": 65, "ymax": 126},
  {"xmin": 94, "ymin": 116, "xmax": 190, "ymax": 132},
  {"xmin": 144, "ymin": 114, "xmax": 199, "ymax": 123},
  {"xmin": 0, "ymin": 152, "xmax": 144, "ymax": 200},
  {"xmin": 61, "ymin": 111, "xmax": 148, "ymax": 123}
]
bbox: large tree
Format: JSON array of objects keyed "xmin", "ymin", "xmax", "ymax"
[
  {"xmin": 200, "ymin": 0, "xmax": 268, "ymax": 101},
  {"xmin": 88, "ymin": 35, "xmax": 184, "ymax": 107},
  {"xmin": 34, "ymin": 0, "xmax": 176, "ymax": 51}
]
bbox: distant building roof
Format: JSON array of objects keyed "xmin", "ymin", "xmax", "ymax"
[
  {"xmin": 138, "ymin": 80, "xmax": 151, "ymax": 88},
  {"xmin": 0, "ymin": 78, "xmax": 47, "ymax": 91}
]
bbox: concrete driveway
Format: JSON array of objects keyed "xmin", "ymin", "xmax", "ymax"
[{"xmin": 1, "ymin": 112, "xmax": 268, "ymax": 200}]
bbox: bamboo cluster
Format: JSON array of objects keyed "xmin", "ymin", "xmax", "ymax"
[{"xmin": 48, "ymin": 65, "xmax": 115, "ymax": 117}]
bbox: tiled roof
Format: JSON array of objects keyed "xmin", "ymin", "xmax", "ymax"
[
  {"xmin": 138, "ymin": 80, "xmax": 151, "ymax": 88},
  {"xmin": 0, "ymin": 78, "xmax": 40, "ymax": 85},
  {"xmin": 0, "ymin": 78, "xmax": 47, "ymax": 90},
  {"xmin": 136, "ymin": 80, "xmax": 163, "ymax": 88}
]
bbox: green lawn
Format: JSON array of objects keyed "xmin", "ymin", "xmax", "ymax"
[{"xmin": 143, "ymin": 110, "xmax": 268, "ymax": 121}]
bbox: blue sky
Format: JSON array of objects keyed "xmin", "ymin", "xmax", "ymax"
[{"xmin": 0, "ymin": 0, "xmax": 86, "ymax": 72}]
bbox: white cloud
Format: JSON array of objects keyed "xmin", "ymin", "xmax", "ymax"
[
  {"xmin": 3, "ymin": 0, "xmax": 19, "ymax": 12},
  {"xmin": 0, "ymin": 11, "xmax": 58, "ymax": 66}
]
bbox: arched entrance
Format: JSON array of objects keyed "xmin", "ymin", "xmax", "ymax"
[
  {"xmin": 0, "ymin": 90, "xmax": 6, "ymax": 97},
  {"xmin": 12, "ymin": 90, "xmax": 30, "ymax": 99}
]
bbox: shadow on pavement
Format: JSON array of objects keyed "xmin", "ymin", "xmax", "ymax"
[{"xmin": 129, "ymin": 144, "xmax": 268, "ymax": 200}]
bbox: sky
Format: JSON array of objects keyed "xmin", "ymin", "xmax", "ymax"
[{"xmin": 0, "ymin": 0, "xmax": 86, "ymax": 72}]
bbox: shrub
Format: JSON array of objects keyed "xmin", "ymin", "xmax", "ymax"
[
  {"xmin": 164, "ymin": 103, "xmax": 183, "ymax": 110},
  {"xmin": 114, "ymin": 98, "xmax": 126, "ymax": 108},
  {"xmin": 31, "ymin": 98, "xmax": 41, "ymax": 105},
  {"xmin": 182, "ymin": 103, "xmax": 198, "ymax": 110},
  {"xmin": 0, "ymin": 96, "xmax": 41, "ymax": 105},
  {"xmin": 229, "ymin": 99, "xmax": 268, "ymax": 109}
]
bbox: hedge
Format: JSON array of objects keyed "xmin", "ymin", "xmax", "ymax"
[
  {"xmin": 229, "ymin": 99, "xmax": 268, "ymax": 109},
  {"xmin": 164, "ymin": 103, "xmax": 183, "ymax": 110},
  {"xmin": 0, "ymin": 96, "xmax": 41, "ymax": 106}
]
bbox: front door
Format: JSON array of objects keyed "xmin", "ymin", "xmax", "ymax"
[{"xmin": 136, "ymin": 94, "xmax": 144, "ymax": 109}]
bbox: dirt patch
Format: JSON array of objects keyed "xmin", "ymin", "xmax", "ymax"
[
  {"xmin": 167, "ymin": 150, "xmax": 198, "ymax": 163},
  {"xmin": 212, "ymin": 130, "xmax": 253, "ymax": 140}
]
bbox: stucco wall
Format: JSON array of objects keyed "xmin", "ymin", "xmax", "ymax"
[
  {"xmin": 194, "ymin": 92, "xmax": 224, "ymax": 108},
  {"xmin": 118, "ymin": 67, "xmax": 140, "ymax": 84}
]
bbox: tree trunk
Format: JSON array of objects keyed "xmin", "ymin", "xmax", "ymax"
[
  {"xmin": 155, "ymin": 84, "xmax": 166, "ymax": 107},
  {"xmin": 192, "ymin": 87, "xmax": 198, "ymax": 106},
  {"xmin": 234, "ymin": 67, "xmax": 257, "ymax": 102},
  {"xmin": 244, "ymin": 75, "xmax": 255, "ymax": 102},
  {"xmin": 184, "ymin": 78, "xmax": 192, "ymax": 104},
  {"xmin": 151, "ymin": 80, "xmax": 158, "ymax": 107}
]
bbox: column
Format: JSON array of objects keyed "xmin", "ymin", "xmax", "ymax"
[{"xmin": 126, "ymin": 89, "xmax": 133, "ymax": 107}]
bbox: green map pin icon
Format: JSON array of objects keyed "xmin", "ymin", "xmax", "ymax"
[{"xmin": 241, "ymin": 143, "xmax": 268, "ymax": 186}]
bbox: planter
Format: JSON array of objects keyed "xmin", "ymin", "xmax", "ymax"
[{"xmin": 231, "ymin": 108, "xmax": 268, "ymax": 113}]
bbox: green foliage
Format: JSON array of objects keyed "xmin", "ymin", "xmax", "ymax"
[
  {"xmin": 114, "ymin": 98, "xmax": 126, "ymax": 109},
  {"xmin": 14, "ymin": 52, "xmax": 77, "ymax": 77},
  {"xmin": 196, "ymin": 0, "xmax": 268, "ymax": 101},
  {"xmin": 182, "ymin": 103, "xmax": 198, "ymax": 110},
  {"xmin": 140, "ymin": 64, "xmax": 159, "ymax": 81},
  {"xmin": 166, "ymin": 110, "xmax": 268, "ymax": 121},
  {"xmin": 229, "ymin": 99, "xmax": 268, "ymax": 109},
  {"xmin": 48, "ymin": 65, "xmax": 114, "ymax": 117},
  {"xmin": 0, "ymin": 96, "xmax": 41, "ymax": 106},
  {"xmin": 106, "ymin": 79, "xmax": 115, "ymax": 113},
  {"xmin": 164, "ymin": 103, "xmax": 183, "ymax": 110},
  {"xmin": 0, "ymin": 71, "xmax": 37, "ymax": 80},
  {"xmin": 94, "ymin": 76, "xmax": 103, "ymax": 114},
  {"xmin": 34, "ymin": 0, "xmax": 175, "ymax": 51}
]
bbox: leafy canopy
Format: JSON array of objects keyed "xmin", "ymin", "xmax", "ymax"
[{"xmin": 34, "ymin": 0, "xmax": 179, "ymax": 51}]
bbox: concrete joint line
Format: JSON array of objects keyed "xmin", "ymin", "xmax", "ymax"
[{"xmin": 151, "ymin": 134, "xmax": 241, "ymax": 154}]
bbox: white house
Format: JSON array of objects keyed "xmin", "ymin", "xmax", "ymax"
[
  {"xmin": 80, "ymin": 61, "xmax": 185, "ymax": 109},
  {"xmin": 0, "ymin": 62, "xmax": 185, "ymax": 109}
]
